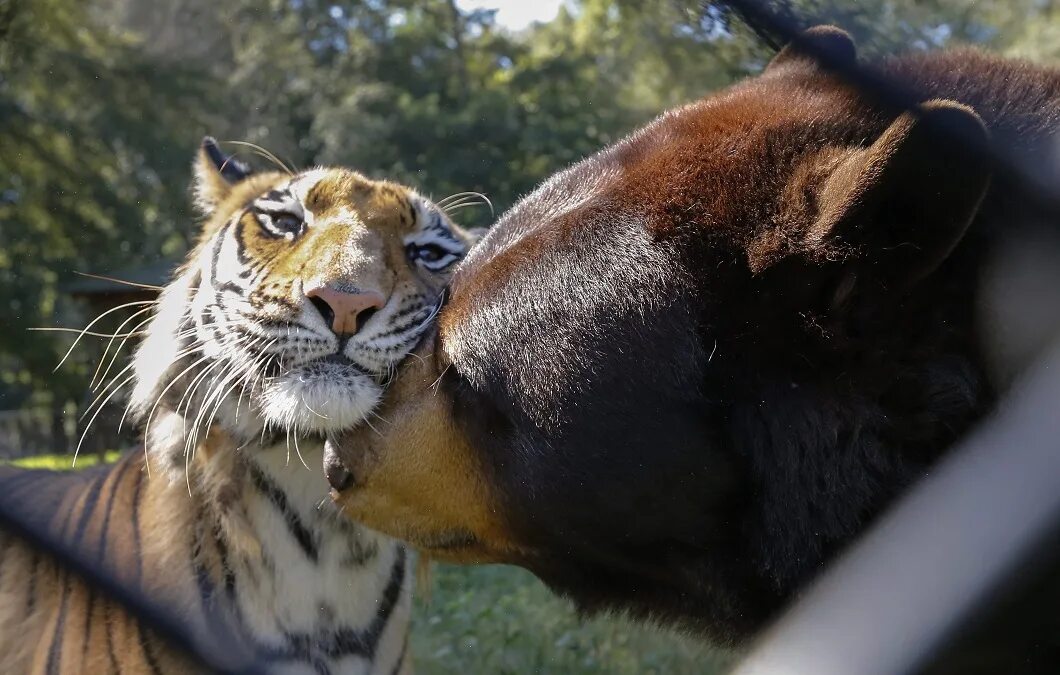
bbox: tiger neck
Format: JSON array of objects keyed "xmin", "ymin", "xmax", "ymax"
[{"xmin": 141, "ymin": 422, "xmax": 411, "ymax": 672}]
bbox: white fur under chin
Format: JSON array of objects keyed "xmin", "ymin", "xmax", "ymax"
[{"xmin": 259, "ymin": 362, "xmax": 382, "ymax": 436}]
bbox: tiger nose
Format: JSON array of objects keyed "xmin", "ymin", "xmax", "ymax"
[{"xmin": 306, "ymin": 284, "xmax": 385, "ymax": 336}]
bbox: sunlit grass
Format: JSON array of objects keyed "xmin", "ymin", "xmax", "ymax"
[
  {"xmin": 7, "ymin": 450, "xmax": 123, "ymax": 470},
  {"xmin": 410, "ymin": 564, "xmax": 734, "ymax": 674}
]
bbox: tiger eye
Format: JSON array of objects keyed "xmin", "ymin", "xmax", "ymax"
[{"xmin": 274, "ymin": 213, "xmax": 303, "ymax": 234}]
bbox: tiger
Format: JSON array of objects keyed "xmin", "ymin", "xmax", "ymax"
[{"xmin": 0, "ymin": 137, "xmax": 479, "ymax": 674}]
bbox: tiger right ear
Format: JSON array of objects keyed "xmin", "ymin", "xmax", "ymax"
[
  {"xmin": 464, "ymin": 227, "xmax": 489, "ymax": 245},
  {"xmin": 193, "ymin": 137, "xmax": 253, "ymax": 214}
]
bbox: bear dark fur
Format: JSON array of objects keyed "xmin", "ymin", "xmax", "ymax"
[{"xmin": 437, "ymin": 36, "xmax": 1060, "ymax": 643}]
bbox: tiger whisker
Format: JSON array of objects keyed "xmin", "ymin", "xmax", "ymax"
[
  {"xmin": 405, "ymin": 351, "xmax": 433, "ymax": 365},
  {"xmin": 27, "ymin": 327, "xmax": 150, "ymax": 338},
  {"xmin": 360, "ymin": 413, "xmax": 383, "ymax": 438},
  {"xmin": 430, "ymin": 362, "xmax": 452, "ymax": 394},
  {"xmin": 412, "ymin": 294, "xmax": 447, "ymax": 338},
  {"xmin": 180, "ymin": 337, "xmax": 262, "ymax": 454},
  {"xmin": 72, "ymin": 373, "xmax": 137, "ymax": 466},
  {"xmin": 437, "ymin": 191, "xmax": 492, "ymax": 212},
  {"xmin": 116, "ymin": 343, "xmax": 203, "ymax": 436},
  {"xmin": 41, "ymin": 298, "xmax": 158, "ymax": 372},
  {"xmin": 438, "ymin": 195, "xmax": 484, "ymax": 209},
  {"xmin": 90, "ymin": 307, "xmax": 157, "ymax": 390},
  {"xmin": 177, "ymin": 357, "xmax": 227, "ymax": 436},
  {"xmin": 81, "ymin": 360, "xmax": 139, "ymax": 422},
  {"xmin": 236, "ymin": 351, "xmax": 271, "ymax": 422},
  {"xmin": 233, "ymin": 342, "xmax": 277, "ymax": 423},
  {"xmin": 439, "ymin": 191, "xmax": 493, "ymax": 216},
  {"xmin": 285, "ymin": 426, "xmax": 292, "ymax": 467},
  {"xmin": 301, "ymin": 396, "xmax": 329, "ymax": 420},
  {"xmin": 144, "ymin": 352, "xmax": 216, "ymax": 445},
  {"xmin": 436, "ymin": 191, "xmax": 477, "ymax": 206},
  {"xmin": 182, "ymin": 324, "xmax": 248, "ymax": 459},
  {"xmin": 203, "ymin": 338, "xmax": 276, "ymax": 438},
  {"xmin": 442, "ymin": 201, "xmax": 493, "ymax": 215},
  {"xmin": 72, "ymin": 270, "xmax": 164, "ymax": 291},
  {"xmin": 186, "ymin": 364, "xmax": 231, "ymax": 462},
  {"xmin": 180, "ymin": 339, "xmax": 236, "ymax": 469},
  {"xmin": 224, "ymin": 140, "xmax": 296, "ymax": 175},
  {"xmin": 438, "ymin": 198, "xmax": 481, "ymax": 214},
  {"xmin": 292, "ymin": 431, "xmax": 310, "ymax": 471},
  {"xmin": 368, "ymin": 409, "xmax": 392, "ymax": 426},
  {"xmin": 188, "ymin": 357, "xmax": 248, "ymax": 461},
  {"xmin": 86, "ymin": 336, "xmax": 200, "ymax": 424}
]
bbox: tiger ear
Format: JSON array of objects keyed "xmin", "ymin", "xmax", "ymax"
[
  {"xmin": 193, "ymin": 137, "xmax": 253, "ymax": 214},
  {"xmin": 766, "ymin": 25, "xmax": 857, "ymax": 72}
]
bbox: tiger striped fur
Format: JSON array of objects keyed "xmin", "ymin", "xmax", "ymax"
[{"xmin": 0, "ymin": 138, "xmax": 479, "ymax": 674}]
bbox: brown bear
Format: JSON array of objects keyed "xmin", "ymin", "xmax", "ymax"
[{"xmin": 326, "ymin": 26, "xmax": 1060, "ymax": 649}]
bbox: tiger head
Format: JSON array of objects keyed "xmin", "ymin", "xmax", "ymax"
[{"xmin": 130, "ymin": 139, "xmax": 477, "ymax": 462}]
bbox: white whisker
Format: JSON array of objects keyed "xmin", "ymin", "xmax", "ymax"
[
  {"xmin": 47, "ymin": 299, "xmax": 158, "ymax": 372},
  {"xmin": 73, "ymin": 374, "xmax": 136, "ymax": 466}
]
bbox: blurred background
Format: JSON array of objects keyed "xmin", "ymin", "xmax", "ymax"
[{"xmin": 0, "ymin": 0, "xmax": 1057, "ymax": 671}]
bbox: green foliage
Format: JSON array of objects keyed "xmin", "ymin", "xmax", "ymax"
[
  {"xmin": 4, "ymin": 0, "xmax": 1055, "ymax": 421},
  {"xmin": 710, "ymin": 0, "xmax": 1060, "ymax": 57},
  {"xmin": 0, "ymin": 0, "xmax": 207, "ymax": 408}
]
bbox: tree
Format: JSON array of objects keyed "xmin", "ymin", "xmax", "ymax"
[
  {"xmin": 0, "ymin": 0, "xmax": 207, "ymax": 438},
  {"xmin": 2, "ymin": 0, "xmax": 1055, "ymax": 453}
]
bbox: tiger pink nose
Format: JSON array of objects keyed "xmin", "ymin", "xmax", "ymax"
[{"xmin": 306, "ymin": 285, "xmax": 385, "ymax": 336}]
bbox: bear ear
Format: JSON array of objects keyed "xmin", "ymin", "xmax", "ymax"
[
  {"xmin": 808, "ymin": 99, "xmax": 992, "ymax": 292},
  {"xmin": 766, "ymin": 25, "xmax": 857, "ymax": 72},
  {"xmin": 193, "ymin": 137, "xmax": 253, "ymax": 214}
]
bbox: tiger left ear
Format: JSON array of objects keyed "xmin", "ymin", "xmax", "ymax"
[
  {"xmin": 464, "ymin": 227, "xmax": 489, "ymax": 245},
  {"xmin": 192, "ymin": 137, "xmax": 253, "ymax": 214}
]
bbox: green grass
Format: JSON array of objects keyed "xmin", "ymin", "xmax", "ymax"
[
  {"xmin": 411, "ymin": 564, "xmax": 735, "ymax": 674},
  {"xmin": 5, "ymin": 453, "xmax": 735, "ymax": 672}
]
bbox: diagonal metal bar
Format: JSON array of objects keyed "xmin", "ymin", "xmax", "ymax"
[
  {"xmin": 714, "ymin": 2, "xmax": 1060, "ymax": 672},
  {"xmin": 0, "ymin": 492, "xmax": 266, "ymax": 675},
  {"xmin": 730, "ymin": 340, "xmax": 1060, "ymax": 675}
]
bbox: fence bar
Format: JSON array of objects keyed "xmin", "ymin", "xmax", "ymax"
[
  {"xmin": 0, "ymin": 490, "xmax": 263, "ymax": 675},
  {"xmin": 730, "ymin": 339, "xmax": 1060, "ymax": 675}
]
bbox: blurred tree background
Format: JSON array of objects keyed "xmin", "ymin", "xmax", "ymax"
[
  {"xmin": 1, "ymin": 0, "xmax": 1057, "ymax": 450},
  {"xmin": 0, "ymin": 0, "xmax": 1057, "ymax": 670}
]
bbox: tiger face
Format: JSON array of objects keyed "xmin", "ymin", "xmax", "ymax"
[{"xmin": 130, "ymin": 139, "xmax": 477, "ymax": 455}]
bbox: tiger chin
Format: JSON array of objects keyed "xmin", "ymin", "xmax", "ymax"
[{"xmin": 0, "ymin": 139, "xmax": 478, "ymax": 675}]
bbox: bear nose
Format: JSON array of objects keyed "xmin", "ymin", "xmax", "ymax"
[
  {"xmin": 306, "ymin": 284, "xmax": 385, "ymax": 336},
  {"xmin": 323, "ymin": 437, "xmax": 353, "ymax": 491}
]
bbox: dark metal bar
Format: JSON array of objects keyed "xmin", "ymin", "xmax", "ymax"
[{"xmin": 0, "ymin": 495, "xmax": 264, "ymax": 675}]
